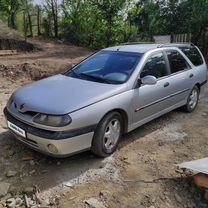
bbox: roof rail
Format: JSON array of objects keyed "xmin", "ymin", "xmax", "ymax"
[
  {"xmin": 157, "ymin": 42, "xmax": 195, "ymax": 48},
  {"xmin": 120, "ymin": 42, "xmax": 155, "ymax": 45}
]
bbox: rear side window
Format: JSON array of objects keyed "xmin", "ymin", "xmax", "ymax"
[
  {"xmin": 140, "ymin": 52, "xmax": 168, "ymax": 79},
  {"xmin": 180, "ymin": 47, "xmax": 204, "ymax": 66},
  {"xmin": 166, "ymin": 50, "xmax": 189, "ymax": 74}
]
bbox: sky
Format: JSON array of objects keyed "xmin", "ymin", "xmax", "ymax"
[
  {"xmin": 34, "ymin": 0, "xmax": 43, "ymax": 5},
  {"xmin": 34, "ymin": 0, "xmax": 62, "ymax": 5}
]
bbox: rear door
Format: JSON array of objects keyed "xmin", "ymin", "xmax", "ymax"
[{"xmin": 163, "ymin": 49, "xmax": 194, "ymax": 106}]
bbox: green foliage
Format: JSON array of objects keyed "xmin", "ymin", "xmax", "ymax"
[{"xmin": 0, "ymin": 0, "xmax": 208, "ymax": 49}]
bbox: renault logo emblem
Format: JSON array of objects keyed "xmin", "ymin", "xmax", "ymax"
[{"xmin": 17, "ymin": 103, "xmax": 26, "ymax": 113}]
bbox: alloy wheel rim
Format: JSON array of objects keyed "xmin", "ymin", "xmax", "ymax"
[
  {"xmin": 104, "ymin": 119, "xmax": 121, "ymax": 150},
  {"xmin": 189, "ymin": 89, "xmax": 198, "ymax": 109}
]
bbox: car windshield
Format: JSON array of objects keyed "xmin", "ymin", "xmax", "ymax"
[{"xmin": 65, "ymin": 51, "xmax": 143, "ymax": 84}]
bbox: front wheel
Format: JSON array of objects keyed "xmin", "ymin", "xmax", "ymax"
[
  {"xmin": 183, "ymin": 86, "xmax": 199, "ymax": 112},
  {"xmin": 91, "ymin": 112, "xmax": 123, "ymax": 157}
]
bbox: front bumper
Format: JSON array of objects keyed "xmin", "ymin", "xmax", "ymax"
[{"xmin": 4, "ymin": 108, "xmax": 95, "ymax": 157}]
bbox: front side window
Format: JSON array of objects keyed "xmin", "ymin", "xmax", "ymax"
[
  {"xmin": 65, "ymin": 51, "xmax": 143, "ymax": 84},
  {"xmin": 180, "ymin": 47, "xmax": 204, "ymax": 66},
  {"xmin": 140, "ymin": 52, "xmax": 168, "ymax": 79},
  {"xmin": 166, "ymin": 50, "xmax": 189, "ymax": 74}
]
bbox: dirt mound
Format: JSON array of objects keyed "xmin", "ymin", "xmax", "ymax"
[
  {"xmin": 0, "ymin": 21, "xmax": 34, "ymax": 51},
  {"xmin": 0, "ymin": 63, "xmax": 49, "ymax": 81},
  {"xmin": 0, "ymin": 39, "xmax": 34, "ymax": 51},
  {"xmin": 0, "ymin": 20, "xmax": 23, "ymax": 40}
]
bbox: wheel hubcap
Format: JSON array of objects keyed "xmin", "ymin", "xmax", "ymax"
[
  {"xmin": 189, "ymin": 89, "xmax": 198, "ymax": 109},
  {"xmin": 104, "ymin": 119, "xmax": 121, "ymax": 150}
]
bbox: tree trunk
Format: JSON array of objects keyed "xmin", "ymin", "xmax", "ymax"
[
  {"xmin": 27, "ymin": 13, "xmax": 33, "ymax": 37},
  {"xmin": 37, "ymin": 6, "xmax": 41, "ymax": 36},
  {"xmin": 51, "ymin": 0, "xmax": 58, "ymax": 38}
]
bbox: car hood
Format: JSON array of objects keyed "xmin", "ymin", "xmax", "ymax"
[{"xmin": 12, "ymin": 74, "xmax": 127, "ymax": 115}]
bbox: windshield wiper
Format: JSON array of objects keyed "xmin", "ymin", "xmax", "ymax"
[{"xmin": 80, "ymin": 73, "xmax": 111, "ymax": 84}]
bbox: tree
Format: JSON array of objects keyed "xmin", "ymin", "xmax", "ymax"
[
  {"xmin": 44, "ymin": 0, "xmax": 59, "ymax": 38},
  {"xmin": 0, "ymin": 0, "xmax": 21, "ymax": 29}
]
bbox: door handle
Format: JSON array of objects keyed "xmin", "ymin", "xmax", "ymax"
[
  {"xmin": 189, "ymin": 74, "xmax": 194, "ymax": 78},
  {"xmin": 164, "ymin": 82, "xmax": 170, "ymax": 88}
]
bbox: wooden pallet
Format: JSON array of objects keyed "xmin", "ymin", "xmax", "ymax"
[{"xmin": 0, "ymin": 50, "xmax": 17, "ymax": 56}]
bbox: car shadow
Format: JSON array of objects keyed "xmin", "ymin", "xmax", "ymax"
[
  {"xmin": 119, "ymin": 109, "xmax": 183, "ymax": 149},
  {"xmin": 0, "ymin": 130, "xmax": 103, "ymax": 193}
]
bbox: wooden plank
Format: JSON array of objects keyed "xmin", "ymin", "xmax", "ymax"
[{"xmin": 0, "ymin": 50, "xmax": 17, "ymax": 56}]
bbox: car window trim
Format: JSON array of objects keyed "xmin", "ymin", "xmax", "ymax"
[
  {"xmin": 164, "ymin": 49, "xmax": 192, "ymax": 75},
  {"xmin": 139, "ymin": 51, "xmax": 170, "ymax": 79},
  {"xmin": 180, "ymin": 46, "xmax": 204, "ymax": 66}
]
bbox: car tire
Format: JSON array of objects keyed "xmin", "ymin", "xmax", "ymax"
[
  {"xmin": 183, "ymin": 86, "xmax": 200, "ymax": 113},
  {"xmin": 91, "ymin": 112, "xmax": 123, "ymax": 157}
]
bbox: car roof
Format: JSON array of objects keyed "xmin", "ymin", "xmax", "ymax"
[{"xmin": 103, "ymin": 43, "xmax": 194, "ymax": 54}]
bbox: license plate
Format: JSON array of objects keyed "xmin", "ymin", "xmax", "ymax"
[{"xmin": 7, "ymin": 121, "xmax": 26, "ymax": 138}]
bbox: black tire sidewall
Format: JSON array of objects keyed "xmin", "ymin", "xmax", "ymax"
[
  {"xmin": 92, "ymin": 112, "xmax": 123, "ymax": 157},
  {"xmin": 186, "ymin": 86, "xmax": 199, "ymax": 112}
]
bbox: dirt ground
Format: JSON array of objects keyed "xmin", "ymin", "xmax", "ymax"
[{"xmin": 0, "ymin": 40, "xmax": 208, "ymax": 208}]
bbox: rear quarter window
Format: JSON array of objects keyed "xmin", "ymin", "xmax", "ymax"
[{"xmin": 180, "ymin": 47, "xmax": 204, "ymax": 66}]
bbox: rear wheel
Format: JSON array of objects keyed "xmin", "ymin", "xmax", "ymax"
[
  {"xmin": 183, "ymin": 86, "xmax": 199, "ymax": 112},
  {"xmin": 91, "ymin": 112, "xmax": 123, "ymax": 157}
]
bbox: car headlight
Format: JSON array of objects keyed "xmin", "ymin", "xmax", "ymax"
[{"xmin": 33, "ymin": 114, "xmax": 72, "ymax": 127}]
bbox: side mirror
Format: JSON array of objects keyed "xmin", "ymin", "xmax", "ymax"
[{"xmin": 140, "ymin": 75, "xmax": 157, "ymax": 85}]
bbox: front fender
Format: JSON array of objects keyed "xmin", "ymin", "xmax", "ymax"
[{"xmin": 69, "ymin": 90, "xmax": 134, "ymax": 132}]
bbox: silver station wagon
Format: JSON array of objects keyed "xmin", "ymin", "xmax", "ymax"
[{"xmin": 4, "ymin": 43, "xmax": 207, "ymax": 157}]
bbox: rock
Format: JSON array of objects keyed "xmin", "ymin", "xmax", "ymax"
[
  {"xmin": 24, "ymin": 187, "xmax": 34, "ymax": 194},
  {"xmin": 21, "ymin": 156, "xmax": 34, "ymax": 161},
  {"xmin": 6, "ymin": 171, "xmax": 17, "ymax": 177},
  {"xmin": 6, "ymin": 198, "xmax": 16, "ymax": 208},
  {"xmin": 148, "ymin": 206, "xmax": 155, "ymax": 208},
  {"xmin": 202, "ymin": 113, "xmax": 207, "ymax": 117},
  {"xmin": 15, "ymin": 197, "xmax": 23, "ymax": 207},
  {"xmin": 0, "ymin": 182, "xmax": 11, "ymax": 197},
  {"xmin": 64, "ymin": 182, "xmax": 73, "ymax": 188},
  {"xmin": 174, "ymin": 193, "xmax": 182, "ymax": 204},
  {"xmin": 29, "ymin": 170, "xmax": 36, "ymax": 175},
  {"xmin": 99, "ymin": 190, "xmax": 110, "ymax": 198},
  {"xmin": 175, "ymin": 168, "xmax": 184, "ymax": 174},
  {"xmin": 29, "ymin": 160, "xmax": 35, "ymax": 166},
  {"xmin": 151, "ymin": 197, "xmax": 156, "ymax": 203},
  {"xmin": 84, "ymin": 198, "xmax": 106, "ymax": 208},
  {"xmin": 204, "ymin": 190, "xmax": 208, "ymax": 202},
  {"xmin": 158, "ymin": 141, "xmax": 164, "ymax": 146},
  {"xmin": 24, "ymin": 195, "xmax": 30, "ymax": 208},
  {"xmin": 0, "ymin": 193, "xmax": 12, "ymax": 201},
  {"xmin": 8, "ymin": 150, "xmax": 15, "ymax": 157},
  {"xmin": 41, "ymin": 170, "xmax": 48, "ymax": 174}
]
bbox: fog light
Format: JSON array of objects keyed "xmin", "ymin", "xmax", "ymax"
[{"xmin": 47, "ymin": 144, "xmax": 58, "ymax": 154}]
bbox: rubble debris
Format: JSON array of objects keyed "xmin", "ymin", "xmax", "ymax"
[
  {"xmin": 6, "ymin": 171, "xmax": 17, "ymax": 177},
  {"xmin": 63, "ymin": 182, "xmax": 73, "ymax": 188},
  {"xmin": 84, "ymin": 198, "xmax": 106, "ymax": 208},
  {"xmin": 6, "ymin": 198, "xmax": 16, "ymax": 208}
]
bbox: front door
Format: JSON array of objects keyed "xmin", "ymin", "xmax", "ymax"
[{"xmin": 132, "ymin": 51, "xmax": 171, "ymax": 128}]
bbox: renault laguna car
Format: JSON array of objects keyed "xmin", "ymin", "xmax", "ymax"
[{"xmin": 4, "ymin": 43, "xmax": 207, "ymax": 157}]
